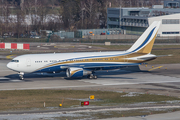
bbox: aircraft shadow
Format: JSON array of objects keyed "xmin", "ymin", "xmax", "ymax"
[
  {"xmin": 3, "ymin": 66, "xmax": 149, "ymax": 82},
  {"xmin": 97, "ymin": 76, "xmax": 135, "ymax": 79}
]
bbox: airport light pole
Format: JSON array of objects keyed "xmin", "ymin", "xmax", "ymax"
[
  {"xmin": 119, "ymin": 6, "xmax": 121, "ymax": 27},
  {"xmin": 119, "ymin": 5, "xmax": 122, "ymax": 34}
]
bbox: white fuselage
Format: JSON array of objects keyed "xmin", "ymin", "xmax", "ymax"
[{"xmin": 7, "ymin": 51, "xmax": 156, "ymax": 73}]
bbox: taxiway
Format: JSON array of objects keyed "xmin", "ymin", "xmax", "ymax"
[{"xmin": 1, "ymin": 60, "xmax": 180, "ymax": 97}]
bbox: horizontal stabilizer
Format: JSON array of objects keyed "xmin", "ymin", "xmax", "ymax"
[{"xmin": 156, "ymin": 54, "xmax": 173, "ymax": 57}]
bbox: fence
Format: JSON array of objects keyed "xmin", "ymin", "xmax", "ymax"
[
  {"xmin": 54, "ymin": 28, "xmax": 122, "ymax": 39},
  {"xmin": 54, "ymin": 31, "xmax": 74, "ymax": 39},
  {"xmin": 0, "ymin": 43, "xmax": 29, "ymax": 50},
  {"xmin": 1, "ymin": 32, "xmax": 180, "ymax": 44}
]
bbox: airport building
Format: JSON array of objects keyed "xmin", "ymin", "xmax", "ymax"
[{"xmin": 107, "ymin": 1, "xmax": 180, "ymax": 36}]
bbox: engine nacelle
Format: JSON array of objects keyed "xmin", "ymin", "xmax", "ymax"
[{"xmin": 66, "ymin": 67, "xmax": 92, "ymax": 78}]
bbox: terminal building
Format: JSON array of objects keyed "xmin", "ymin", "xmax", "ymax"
[{"xmin": 107, "ymin": 0, "xmax": 180, "ymax": 36}]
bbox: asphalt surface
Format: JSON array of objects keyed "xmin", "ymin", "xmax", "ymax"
[
  {"xmin": 100, "ymin": 111, "xmax": 180, "ymax": 120},
  {"xmin": 1, "ymin": 105, "xmax": 180, "ymax": 120},
  {"xmin": 1, "ymin": 60, "xmax": 180, "ymax": 120},
  {"xmin": 1, "ymin": 60, "xmax": 180, "ymax": 92}
]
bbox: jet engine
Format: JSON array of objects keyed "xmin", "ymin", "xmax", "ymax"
[{"xmin": 66, "ymin": 67, "xmax": 92, "ymax": 78}]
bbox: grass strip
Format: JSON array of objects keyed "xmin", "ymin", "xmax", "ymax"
[{"xmin": 0, "ymin": 89, "xmax": 180, "ymax": 112}]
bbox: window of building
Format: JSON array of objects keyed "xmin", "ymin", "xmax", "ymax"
[
  {"xmin": 140, "ymin": 11, "xmax": 150, "ymax": 16},
  {"xmin": 108, "ymin": 17, "xmax": 119, "ymax": 22},
  {"xmin": 162, "ymin": 19, "xmax": 179, "ymax": 24},
  {"xmin": 108, "ymin": 24, "xmax": 119, "ymax": 28},
  {"xmin": 162, "ymin": 32, "xmax": 180, "ymax": 34},
  {"xmin": 108, "ymin": 10, "xmax": 119, "ymax": 15}
]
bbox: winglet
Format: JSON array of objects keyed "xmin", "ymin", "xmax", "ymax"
[{"xmin": 127, "ymin": 21, "xmax": 161, "ymax": 54}]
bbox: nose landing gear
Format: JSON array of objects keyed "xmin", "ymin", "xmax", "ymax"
[{"xmin": 18, "ymin": 72, "xmax": 24, "ymax": 80}]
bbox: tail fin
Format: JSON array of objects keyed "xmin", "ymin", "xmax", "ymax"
[{"xmin": 127, "ymin": 21, "xmax": 161, "ymax": 54}]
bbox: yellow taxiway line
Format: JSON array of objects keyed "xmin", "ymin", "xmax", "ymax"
[
  {"xmin": 6, "ymin": 55, "xmax": 16, "ymax": 59},
  {"xmin": 148, "ymin": 66, "xmax": 163, "ymax": 71}
]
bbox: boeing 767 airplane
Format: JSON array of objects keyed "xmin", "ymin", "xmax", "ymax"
[{"xmin": 7, "ymin": 21, "xmax": 161, "ymax": 80}]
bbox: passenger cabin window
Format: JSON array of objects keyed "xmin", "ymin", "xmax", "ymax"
[{"xmin": 35, "ymin": 61, "xmax": 43, "ymax": 63}]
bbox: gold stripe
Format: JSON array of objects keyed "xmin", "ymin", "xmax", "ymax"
[
  {"xmin": 37, "ymin": 54, "xmax": 145, "ymax": 71},
  {"xmin": 71, "ymin": 69, "xmax": 82, "ymax": 76}
]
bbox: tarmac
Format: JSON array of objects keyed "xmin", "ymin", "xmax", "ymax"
[
  {"xmin": 1, "ymin": 60, "xmax": 180, "ymax": 92},
  {"xmin": 1, "ymin": 60, "xmax": 180, "ymax": 120},
  {"xmin": 100, "ymin": 111, "xmax": 180, "ymax": 120}
]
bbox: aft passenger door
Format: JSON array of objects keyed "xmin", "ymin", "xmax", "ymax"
[
  {"xmin": 124, "ymin": 55, "xmax": 128, "ymax": 62},
  {"xmin": 26, "ymin": 58, "xmax": 31, "ymax": 67}
]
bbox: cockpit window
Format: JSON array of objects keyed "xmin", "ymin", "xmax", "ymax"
[{"xmin": 11, "ymin": 60, "xmax": 19, "ymax": 63}]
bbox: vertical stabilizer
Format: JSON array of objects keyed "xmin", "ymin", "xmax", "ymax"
[{"xmin": 127, "ymin": 21, "xmax": 161, "ymax": 54}]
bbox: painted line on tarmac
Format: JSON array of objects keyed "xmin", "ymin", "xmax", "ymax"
[
  {"xmin": 1, "ymin": 79, "xmax": 180, "ymax": 91},
  {"xmin": 9, "ymin": 80, "xmax": 22, "ymax": 82},
  {"xmin": 148, "ymin": 66, "xmax": 163, "ymax": 71},
  {"xmin": 0, "ymin": 105, "xmax": 180, "ymax": 115},
  {"xmin": 0, "ymin": 70, "xmax": 13, "ymax": 72},
  {"xmin": 6, "ymin": 54, "xmax": 16, "ymax": 59},
  {"xmin": 102, "ymin": 80, "xmax": 180, "ymax": 85},
  {"xmin": 65, "ymin": 106, "xmax": 180, "ymax": 113},
  {"xmin": 0, "ymin": 84, "xmax": 102, "ymax": 91},
  {"xmin": 0, "ymin": 77, "xmax": 9, "ymax": 80}
]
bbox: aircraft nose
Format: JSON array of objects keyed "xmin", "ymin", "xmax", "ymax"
[{"xmin": 7, "ymin": 62, "xmax": 11, "ymax": 69}]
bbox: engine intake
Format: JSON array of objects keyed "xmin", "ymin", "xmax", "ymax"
[{"xmin": 66, "ymin": 67, "xmax": 92, "ymax": 78}]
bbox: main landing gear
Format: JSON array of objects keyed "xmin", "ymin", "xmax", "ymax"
[
  {"xmin": 88, "ymin": 74, "xmax": 97, "ymax": 79},
  {"xmin": 18, "ymin": 72, "xmax": 24, "ymax": 80}
]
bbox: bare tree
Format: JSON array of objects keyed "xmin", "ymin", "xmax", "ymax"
[
  {"xmin": 50, "ymin": 0, "xmax": 58, "ymax": 9},
  {"xmin": 79, "ymin": 1, "xmax": 85, "ymax": 29},
  {"xmin": 83, "ymin": 0, "xmax": 100, "ymax": 28},
  {"xmin": 24, "ymin": 0, "xmax": 35, "ymax": 24},
  {"xmin": 61, "ymin": 0, "xmax": 73, "ymax": 29},
  {"xmin": 20, "ymin": 0, "xmax": 24, "ymax": 10},
  {"xmin": 1, "ymin": 0, "xmax": 10, "ymax": 35},
  {"xmin": 60, "ymin": 0, "xmax": 81, "ymax": 30},
  {"xmin": 0, "ymin": 0, "xmax": 168, "ymax": 36},
  {"xmin": 97, "ymin": 0, "xmax": 111, "ymax": 28},
  {"xmin": 151, "ymin": 0, "xmax": 157, "ymax": 6},
  {"xmin": 15, "ymin": 9, "xmax": 25, "ymax": 38}
]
